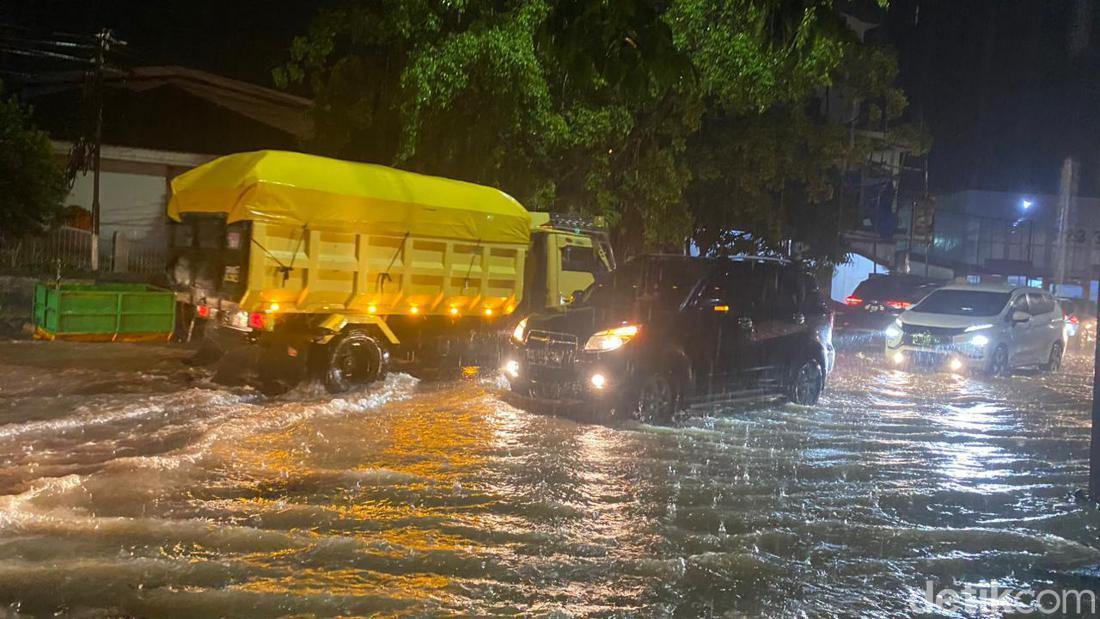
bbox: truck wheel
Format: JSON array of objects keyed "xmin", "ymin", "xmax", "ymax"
[
  {"xmin": 787, "ymin": 356, "xmax": 824, "ymax": 405},
  {"xmin": 323, "ymin": 331, "xmax": 384, "ymax": 394}
]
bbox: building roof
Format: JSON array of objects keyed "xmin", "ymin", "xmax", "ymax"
[{"xmin": 21, "ymin": 65, "xmax": 313, "ymax": 140}]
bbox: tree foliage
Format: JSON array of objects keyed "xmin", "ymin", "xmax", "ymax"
[
  {"xmin": 277, "ymin": 0, "xmax": 921, "ymax": 260},
  {"xmin": 0, "ymin": 85, "xmax": 68, "ymax": 238}
]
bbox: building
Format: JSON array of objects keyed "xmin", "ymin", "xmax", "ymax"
[
  {"xmin": 837, "ymin": 189, "xmax": 1100, "ymax": 301},
  {"xmin": 7, "ymin": 66, "xmax": 313, "ymax": 273}
]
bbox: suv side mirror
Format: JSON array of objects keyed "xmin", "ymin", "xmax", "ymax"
[{"xmin": 1011, "ymin": 310, "xmax": 1030, "ymax": 324}]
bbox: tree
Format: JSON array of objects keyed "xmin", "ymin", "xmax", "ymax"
[
  {"xmin": 686, "ymin": 40, "xmax": 929, "ymax": 264},
  {"xmin": 0, "ymin": 85, "xmax": 68, "ymax": 238},
  {"xmin": 277, "ymin": 1, "xmax": 914, "ymax": 259}
]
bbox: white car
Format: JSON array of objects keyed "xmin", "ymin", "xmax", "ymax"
[{"xmin": 883, "ymin": 283, "xmax": 1066, "ymax": 375}]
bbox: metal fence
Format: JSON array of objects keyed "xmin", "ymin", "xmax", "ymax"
[{"xmin": 0, "ymin": 227, "xmax": 165, "ymax": 276}]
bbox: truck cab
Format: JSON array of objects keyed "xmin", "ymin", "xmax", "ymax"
[{"xmin": 524, "ymin": 213, "xmax": 615, "ymax": 312}]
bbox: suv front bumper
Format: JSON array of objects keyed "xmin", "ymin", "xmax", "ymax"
[
  {"xmin": 502, "ymin": 343, "xmax": 631, "ymax": 405},
  {"xmin": 884, "ymin": 341, "xmax": 987, "ymax": 372}
]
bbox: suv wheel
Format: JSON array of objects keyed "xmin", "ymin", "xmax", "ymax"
[
  {"xmin": 633, "ymin": 372, "xmax": 676, "ymax": 424},
  {"xmin": 985, "ymin": 345, "xmax": 1009, "ymax": 377},
  {"xmin": 787, "ymin": 357, "xmax": 824, "ymax": 405},
  {"xmin": 1044, "ymin": 341, "xmax": 1064, "ymax": 372},
  {"xmin": 323, "ymin": 331, "xmax": 384, "ymax": 393}
]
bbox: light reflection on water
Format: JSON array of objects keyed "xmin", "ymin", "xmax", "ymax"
[{"xmin": 0, "ymin": 342, "xmax": 1097, "ymax": 616}]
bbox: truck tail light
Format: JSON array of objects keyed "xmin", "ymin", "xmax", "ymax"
[
  {"xmin": 885, "ymin": 299, "xmax": 913, "ymax": 310},
  {"xmin": 844, "ymin": 296, "xmax": 862, "ymax": 306},
  {"xmin": 196, "ymin": 305, "xmax": 210, "ymax": 318},
  {"xmin": 248, "ymin": 312, "xmax": 267, "ymax": 330}
]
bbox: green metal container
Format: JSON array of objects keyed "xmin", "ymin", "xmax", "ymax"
[{"xmin": 33, "ymin": 282, "xmax": 176, "ymax": 342}]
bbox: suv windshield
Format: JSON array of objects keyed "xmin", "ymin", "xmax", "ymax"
[
  {"xmin": 912, "ymin": 290, "xmax": 1010, "ymax": 317},
  {"xmin": 584, "ymin": 258, "xmax": 710, "ymax": 309}
]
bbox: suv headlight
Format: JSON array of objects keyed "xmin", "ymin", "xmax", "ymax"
[
  {"xmin": 584, "ymin": 325, "xmax": 640, "ymax": 352},
  {"xmin": 511, "ymin": 317, "xmax": 529, "ymax": 344}
]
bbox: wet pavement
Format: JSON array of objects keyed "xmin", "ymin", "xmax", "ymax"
[{"xmin": 0, "ymin": 339, "xmax": 1099, "ymax": 616}]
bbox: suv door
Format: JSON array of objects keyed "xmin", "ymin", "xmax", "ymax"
[
  {"xmin": 748, "ymin": 264, "xmax": 796, "ymax": 389},
  {"xmin": 1007, "ymin": 293, "xmax": 1031, "ymax": 365},
  {"xmin": 1027, "ymin": 293, "xmax": 1060, "ymax": 362},
  {"xmin": 685, "ymin": 265, "xmax": 759, "ymax": 397}
]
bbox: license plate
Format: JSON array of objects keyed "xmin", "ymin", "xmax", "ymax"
[
  {"xmin": 224, "ymin": 310, "xmax": 250, "ymax": 330},
  {"xmin": 528, "ymin": 347, "xmax": 569, "ymax": 368},
  {"xmin": 224, "ymin": 266, "xmax": 241, "ymax": 283},
  {"xmin": 910, "ymin": 333, "xmax": 936, "ymax": 346}
]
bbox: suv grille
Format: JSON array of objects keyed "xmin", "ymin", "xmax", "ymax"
[
  {"xmin": 524, "ymin": 330, "xmax": 578, "ymax": 370},
  {"xmin": 902, "ymin": 324, "xmax": 966, "ymax": 346}
]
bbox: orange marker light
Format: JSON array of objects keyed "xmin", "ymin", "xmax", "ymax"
[
  {"xmin": 483, "ymin": 308, "xmax": 494, "ymax": 316},
  {"xmin": 713, "ymin": 305, "xmax": 730, "ymax": 313},
  {"xmin": 449, "ymin": 307, "xmax": 460, "ymax": 316},
  {"xmin": 367, "ymin": 305, "xmax": 377, "ymax": 314},
  {"xmin": 410, "ymin": 306, "xmax": 420, "ymax": 315}
]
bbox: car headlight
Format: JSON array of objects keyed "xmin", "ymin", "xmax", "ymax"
[
  {"xmin": 970, "ymin": 334, "xmax": 989, "ymax": 347},
  {"xmin": 884, "ymin": 320, "xmax": 903, "ymax": 339},
  {"xmin": 584, "ymin": 324, "xmax": 640, "ymax": 352},
  {"xmin": 511, "ymin": 317, "xmax": 529, "ymax": 344}
]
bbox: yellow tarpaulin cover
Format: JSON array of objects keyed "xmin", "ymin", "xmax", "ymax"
[{"xmin": 168, "ymin": 150, "xmax": 531, "ymax": 245}]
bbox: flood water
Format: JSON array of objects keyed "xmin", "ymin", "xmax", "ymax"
[{"xmin": 0, "ymin": 340, "xmax": 1099, "ymax": 616}]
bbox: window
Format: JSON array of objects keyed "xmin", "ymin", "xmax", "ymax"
[
  {"xmin": 1026, "ymin": 293, "xmax": 1054, "ymax": 316},
  {"xmin": 914, "ymin": 290, "xmax": 1011, "ymax": 316},
  {"xmin": 1011, "ymin": 294, "xmax": 1029, "ymax": 314},
  {"xmin": 561, "ymin": 245, "xmax": 599, "ymax": 273},
  {"xmin": 690, "ymin": 263, "xmax": 768, "ymax": 316},
  {"xmin": 775, "ymin": 268, "xmax": 805, "ymax": 315}
]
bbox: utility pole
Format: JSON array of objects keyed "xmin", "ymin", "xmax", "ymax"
[
  {"xmin": 1054, "ymin": 157, "xmax": 1076, "ymax": 293},
  {"xmin": 88, "ymin": 29, "xmax": 117, "ymax": 273}
]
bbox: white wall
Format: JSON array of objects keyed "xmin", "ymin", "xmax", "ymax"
[{"xmin": 66, "ymin": 171, "xmax": 168, "ymax": 248}]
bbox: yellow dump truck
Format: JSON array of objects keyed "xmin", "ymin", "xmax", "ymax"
[{"xmin": 166, "ymin": 150, "xmax": 613, "ymax": 392}]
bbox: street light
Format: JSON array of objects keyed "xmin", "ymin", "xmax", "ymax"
[{"xmin": 1021, "ymin": 198, "xmax": 1034, "ymax": 211}]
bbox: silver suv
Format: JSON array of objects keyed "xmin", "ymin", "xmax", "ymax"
[{"xmin": 883, "ymin": 283, "xmax": 1066, "ymax": 375}]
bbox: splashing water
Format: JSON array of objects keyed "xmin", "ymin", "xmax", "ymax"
[{"xmin": 0, "ymin": 341, "xmax": 1097, "ymax": 616}]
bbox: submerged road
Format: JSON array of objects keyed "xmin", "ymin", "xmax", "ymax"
[{"xmin": 0, "ymin": 340, "xmax": 1098, "ymax": 616}]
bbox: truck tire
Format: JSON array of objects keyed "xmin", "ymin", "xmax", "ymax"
[{"xmin": 323, "ymin": 330, "xmax": 385, "ymax": 394}]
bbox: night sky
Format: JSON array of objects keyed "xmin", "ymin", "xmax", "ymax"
[{"xmin": 3, "ymin": 0, "xmax": 1099, "ymax": 197}]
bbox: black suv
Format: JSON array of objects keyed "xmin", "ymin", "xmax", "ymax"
[{"xmin": 504, "ymin": 255, "xmax": 835, "ymax": 422}]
